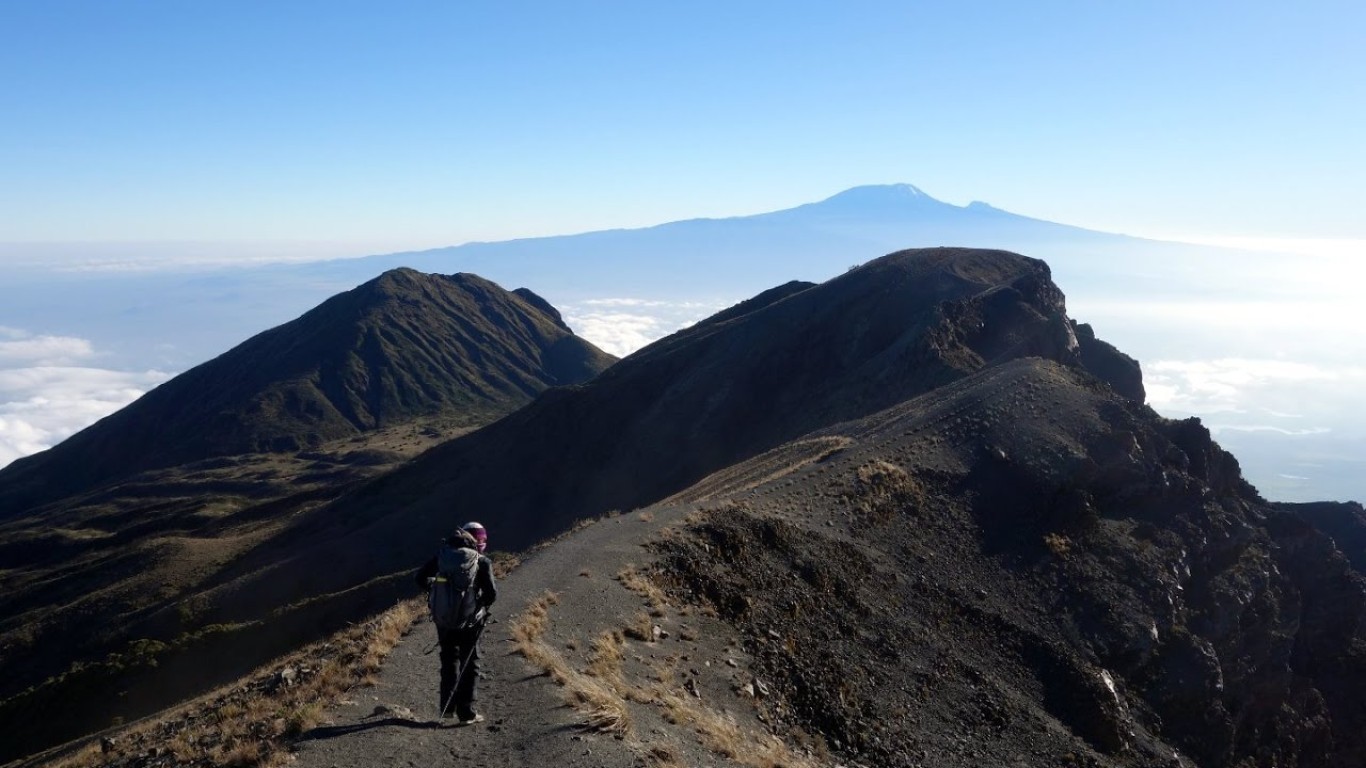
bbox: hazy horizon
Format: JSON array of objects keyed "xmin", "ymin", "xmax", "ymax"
[
  {"xmin": 2, "ymin": 185, "xmax": 1362, "ymax": 505},
  {"xmin": 2, "ymin": 2, "xmax": 1362, "ymax": 503}
]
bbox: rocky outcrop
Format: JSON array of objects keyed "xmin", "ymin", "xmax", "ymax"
[
  {"xmin": 1281, "ymin": 501, "xmax": 1366, "ymax": 574},
  {"xmin": 8, "ymin": 248, "xmax": 1351, "ymax": 766},
  {"xmin": 1075, "ymin": 321, "xmax": 1145, "ymax": 403},
  {"xmin": 654, "ymin": 355, "xmax": 1366, "ymax": 768}
]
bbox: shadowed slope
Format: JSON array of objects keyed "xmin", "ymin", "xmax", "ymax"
[
  {"xmin": 0, "ymin": 269, "xmax": 615, "ymax": 517},
  {"xmin": 0, "ymin": 248, "xmax": 1144, "ymax": 763},
  {"xmin": 0, "ymin": 271, "xmax": 615, "ymax": 762},
  {"xmin": 1282, "ymin": 500, "xmax": 1366, "ymax": 574},
  {"xmin": 652, "ymin": 356, "xmax": 1366, "ymax": 768},
  {"xmin": 205, "ymin": 248, "xmax": 1143, "ymax": 628}
]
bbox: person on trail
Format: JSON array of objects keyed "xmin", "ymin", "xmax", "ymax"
[
  {"xmin": 415, "ymin": 525, "xmax": 497, "ymax": 724},
  {"xmin": 462, "ymin": 521, "xmax": 488, "ymax": 554}
]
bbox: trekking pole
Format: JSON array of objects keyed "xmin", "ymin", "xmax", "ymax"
[{"xmin": 439, "ymin": 613, "xmax": 491, "ymax": 720}]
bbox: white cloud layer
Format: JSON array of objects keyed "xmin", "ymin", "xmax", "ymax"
[
  {"xmin": 1145, "ymin": 358, "xmax": 1344, "ymax": 416},
  {"xmin": 560, "ymin": 298, "xmax": 725, "ymax": 358},
  {"xmin": 0, "ymin": 329, "xmax": 173, "ymax": 469},
  {"xmin": 0, "ymin": 334, "xmax": 96, "ymax": 366},
  {"xmin": 1144, "ymin": 356, "xmax": 1366, "ymax": 502}
]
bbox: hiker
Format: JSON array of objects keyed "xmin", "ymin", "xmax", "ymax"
[
  {"xmin": 415, "ymin": 525, "xmax": 497, "ymax": 724},
  {"xmin": 462, "ymin": 521, "xmax": 488, "ymax": 553}
]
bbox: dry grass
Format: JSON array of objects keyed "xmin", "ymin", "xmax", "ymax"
[
  {"xmin": 586, "ymin": 630, "xmax": 626, "ymax": 680},
  {"xmin": 645, "ymin": 659, "xmax": 818, "ymax": 768},
  {"xmin": 852, "ymin": 459, "xmax": 923, "ymax": 524},
  {"xmin": 647, "ymin": 742, "xmax": 685, "ymax": 767},
  {"xmin": 510, "ymin": 586, "xmax": 817, "ymax": 768},
  {"xmin": 217, "ymin": 738, "xmax": 262, "ymax": 767},
  {"xmin": 1044, "ymin": 532, "xmax": 1073, "ymax": 556},
  {"xmin": 48, "ymin": 597, "xmax": 425, "ymax": 768},
  {"xmin": 509, "ymin": 591, "xmax": 558, "ymax": 646},
  {"xmin": 663, "ymin": 693, "xmax": 817, "ymax": 767},
  {"xmin": 490, "ymin": 551, "xmax": 522, "ymax": 578},
  {"xmin": 509, "ymin": 592, "xmax": 632, "ymax": 735},
  {"xmin": 616, "ymin": 565, "xmax": 670, "ymax": 616},
  {"xmin": 623, "ymin": 612, "xmax": 655, "ymax": 642}
]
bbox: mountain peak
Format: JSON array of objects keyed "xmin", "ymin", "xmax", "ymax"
[
  {"xmin": 777, "ymin": 183, "xmax": 961, "ymax": 219},
  {"xmin": 821, "ymin": 183, "xmax": 936, "ymax": 204},
  {"xmin": 0, "ymin": 269, "xmax": 616, "ymax": 516}
]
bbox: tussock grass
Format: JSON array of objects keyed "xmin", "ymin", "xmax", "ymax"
[
  {"xmin": 490, "ymin": 551, "xmax": 522, "ymax": 578},
  {"xmin": 509, "ymin": 591, "xmax": 558, "ymax": 647},
  {"xmin": 660, "ymin": 690, "xmax": 816, "ymax": 768},
  {"xmin": 616, "ymin": 565, "xmax": 670, "ymax": 615},
  {"xmin": 512, "ymin": 578, "xmax": 817, "ymax": 768},
  {"xmin": 643, "ymin": 658, "xmax": 818, "ymax": 768},
  {"xmin": 49, "ymin": 598, "xmax": 425, "ymax": 768},
  {"xmin": 623, "ymin": 612, "xmax": 655, "ymax": 642},
  {"xmin": 509, "ymin": 592, "xmax": 632, "ymax": 735},
  {"xmin": 217, "ymin": 738, "xmax": 262, "ymax": 767},
  {"xmin": 852, "ymin": 459, "xmax": 923, "ymax": 524},
  {"xmin": 587, "ymin": 630, "xmax": 626, "ymax": 679},
  {"xmin": 647, "ymin": 742, "xmax": 685, "ymax": 766}
]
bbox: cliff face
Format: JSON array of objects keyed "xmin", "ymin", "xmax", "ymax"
[
  {"xmin": 1280, "ymin": 500, "xmax": 1366, "ymax": 574},
  {"xmin": 6, "ymin": 248, "xmax": 1361, "ymax": 767},
  {"xmin": 654, "ymin": 357, "xmax": 1366, "ymax": 768}
]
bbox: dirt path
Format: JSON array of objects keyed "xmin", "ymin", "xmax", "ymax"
[{"xmin": 291, "ymin": 501, "xmax": 738, "ymax": 768}]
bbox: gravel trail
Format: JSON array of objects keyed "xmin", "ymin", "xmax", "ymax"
[{"xmin": 292, "ymin": 502, "xmax": 714, "ymax": 768}]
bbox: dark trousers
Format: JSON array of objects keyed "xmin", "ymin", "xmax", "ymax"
[{"xmin": 438, "ymin": 625, "xmax": 482, "ymax": 719}]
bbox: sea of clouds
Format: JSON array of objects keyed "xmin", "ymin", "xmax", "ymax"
[
  {"xmin": 0, "ymin": 327, "xmax": 171, "ymax": 467},
  {"xmin": 558, "ymin": 298, "xmax": 723, "ymax": 358},
  {"xmin": 1, "ymin": 238, "xmax": 1361, "ymax": 504}
]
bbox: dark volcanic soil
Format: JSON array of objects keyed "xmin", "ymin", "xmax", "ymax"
[
  {"xmin": 290, "ymin": 356, "xmax": 1366, "ymax": 768},
  {"xmin": 10, "ymin": 249, "xmax": 1364, "ymax": 768},
  {"xmin": 649, "ymin": 358, "xmax": 1366, "ymax": 768},
  {"xmin": 292, "ymin": 504, "xmax": 817, "ymax": 768}
]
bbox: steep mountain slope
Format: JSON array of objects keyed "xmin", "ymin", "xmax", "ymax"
[
  {"xmin": 650, "ymin": 357, "xmax": 1366, "ymax": 768},
  {"xmin": 0, "ymin": 268, "xmax": 615, "ymax": 517},
  {"xmin": 1282, "ymin": 500, "xmax": 1366, "ymax": 573},
  {"xmin": 195, "ymin": 248, "xmax": 1142, "ymax": 646},
  {"xmin": 9, "ymin": 248, "xmax": 1131, "ymax": 762},
  {"xmin": 10, "ymin": 247, "xmax": 1361, "ymax": 768},
  {"xmin": 0, "ymin": 272, "xmax": 614, "ymax": 762},
  {"xmin": 248, "ymin": 360, "xmax": 1366, "ymax": 768}
]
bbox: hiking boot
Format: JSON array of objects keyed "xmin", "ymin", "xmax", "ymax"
[{"xmin": 455, "ymin": 713, "xmax": 484, "ymax": 727}]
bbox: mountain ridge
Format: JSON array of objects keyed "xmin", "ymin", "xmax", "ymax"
[
  {"xmin": 0, "ymin": 269, "xmax": 615, "ymax": 517},
  {"xmin": 199, "ymin": 248, "xmax": 1144, "ymax": 628},
  {"xmin": 0, "ymin": 272, "xmax": 616, "ymax": 761},
  {"xmin": 5, "ymin": 247, "xmax": 1361, "ymax": 767}
]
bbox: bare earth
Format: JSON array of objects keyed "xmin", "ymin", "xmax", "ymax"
[{"xmin": 292, "ymin": 502, "xmax": 797, "ymax": 768}]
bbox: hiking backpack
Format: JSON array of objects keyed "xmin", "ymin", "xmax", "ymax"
[{"xmin": 428, "ymin": 544, "xmax": 482, "ymax": 630}]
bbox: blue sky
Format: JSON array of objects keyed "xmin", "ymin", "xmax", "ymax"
[
  {"xmin": 2, "ymin": 2, "xmax": 1364, "ymax": 502},
  {"xmin": 3, "ymin": 1, "xmax": 1363, "ymax": 252}
]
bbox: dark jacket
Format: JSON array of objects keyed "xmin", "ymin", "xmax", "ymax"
[{"xmin": 415, "ymin": 546, "xmax": 498, "ymax": 610}]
